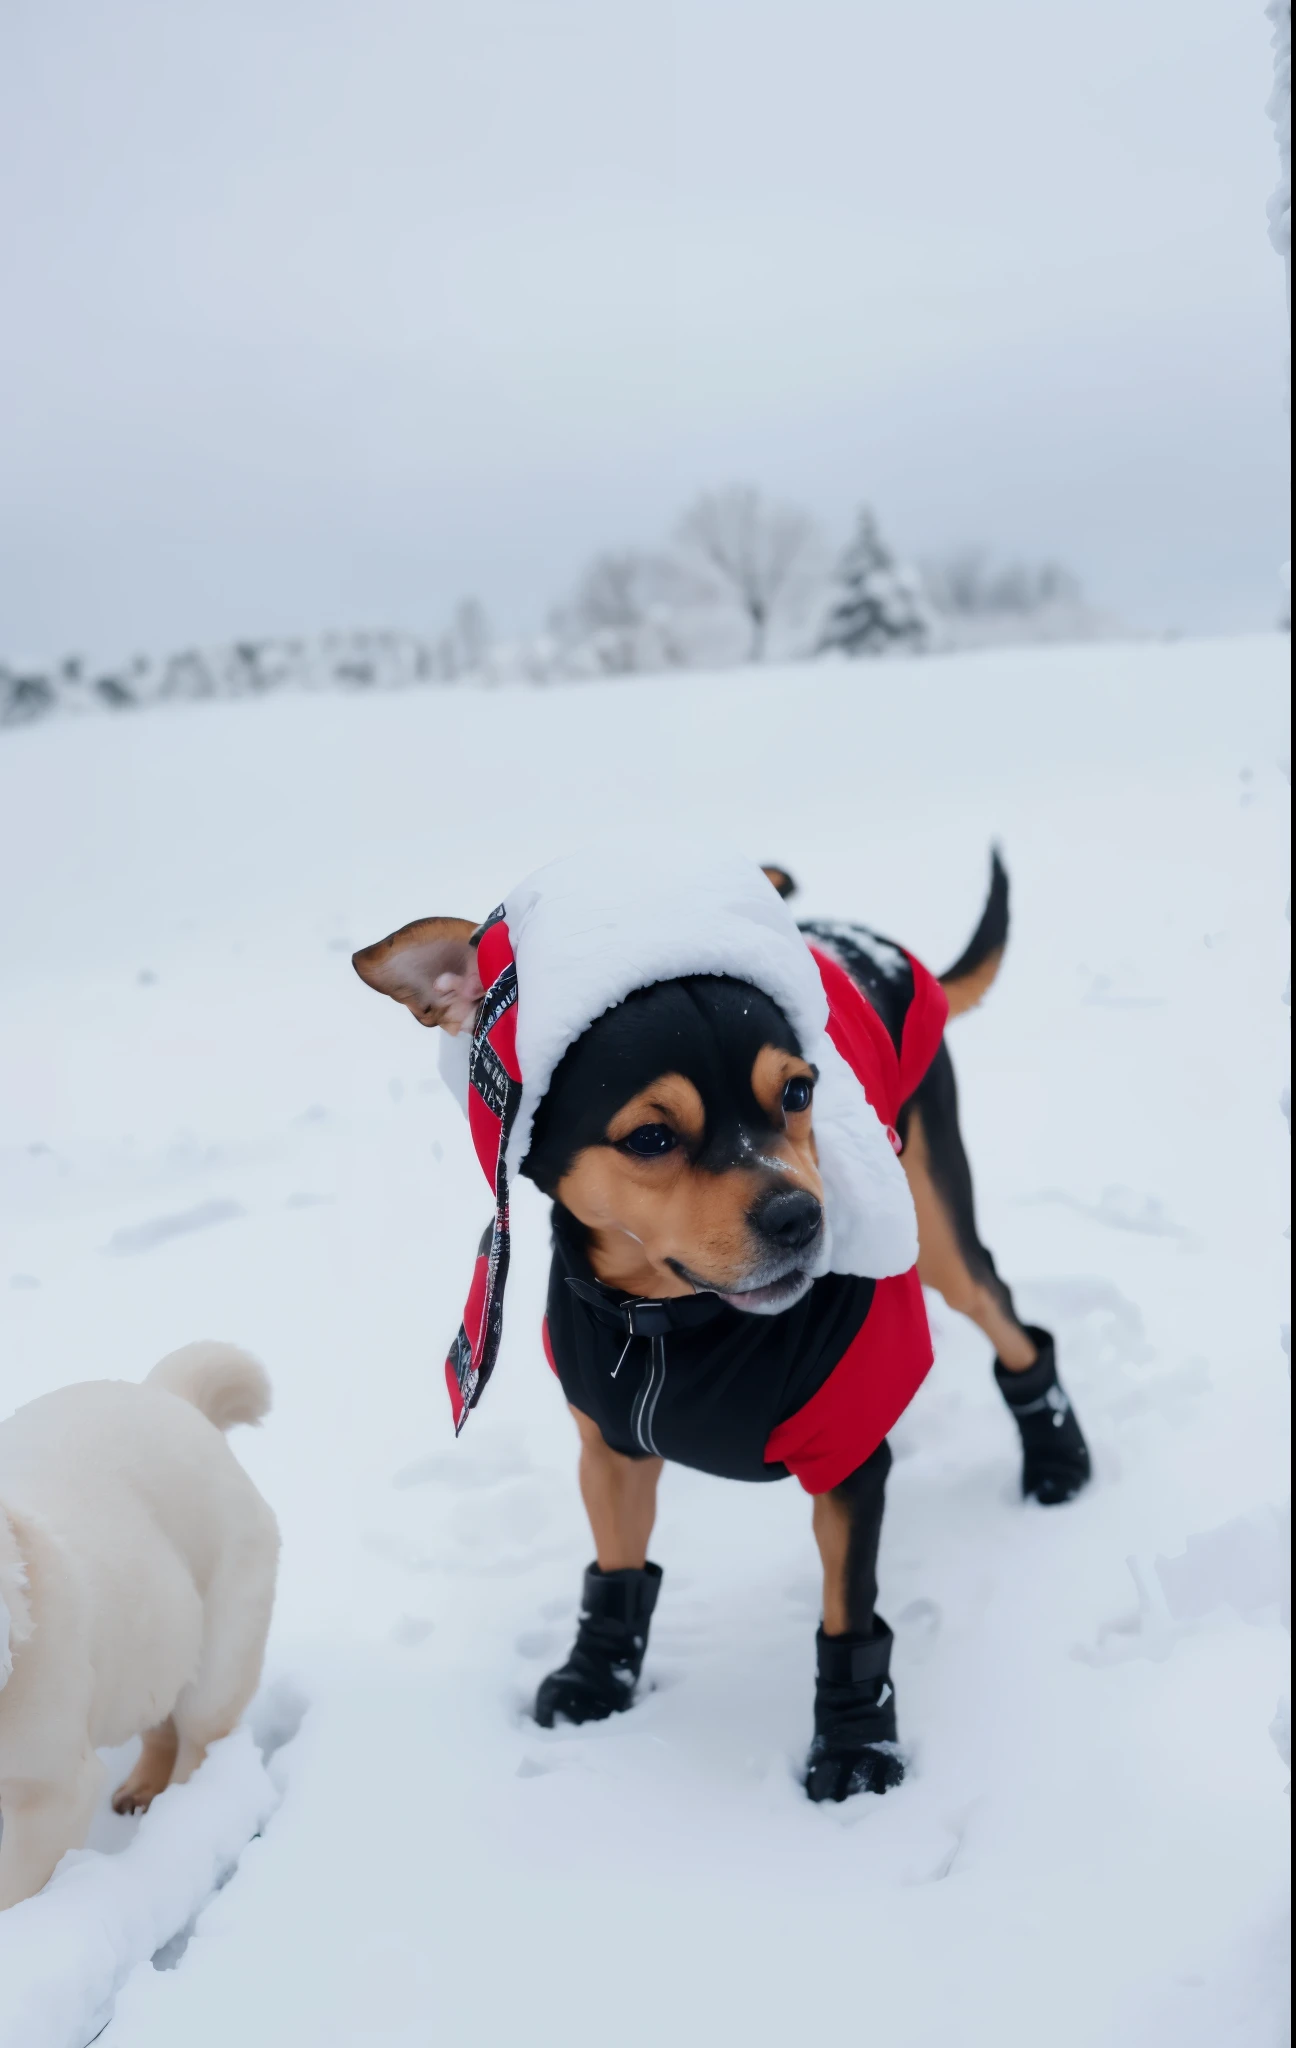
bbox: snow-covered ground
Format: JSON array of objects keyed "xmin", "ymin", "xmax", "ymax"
[{"xmin": 0, "ymin": 636, "xmax": 1289, "ymax": 2047}]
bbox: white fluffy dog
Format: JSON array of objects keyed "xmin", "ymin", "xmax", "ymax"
[{"xmin": 0, "ymin": 1342, "xmax": 279, "ymax": 1910}]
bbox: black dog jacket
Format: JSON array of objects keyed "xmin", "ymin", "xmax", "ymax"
[{"xmin": 541, "ymin": 936, "xmax": 948, "ymax": 1494}]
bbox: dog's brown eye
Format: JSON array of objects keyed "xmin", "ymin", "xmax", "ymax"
[
  {"xmin": 782, "ymin": 1076, "xmax": 813, "ymax": 1114},
  {"xmin": 621, "ymin": 1123, "xmax": 677, "ymax": 1158}
]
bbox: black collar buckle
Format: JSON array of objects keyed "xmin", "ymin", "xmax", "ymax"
[{"xmin": 620, "ymin": 1299, "xmax": 675, "ymax": 1339}]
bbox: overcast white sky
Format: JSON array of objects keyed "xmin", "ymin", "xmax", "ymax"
[{"xmin": 1, "ymin": 0, "xmax": 1289, "ymax": 665}]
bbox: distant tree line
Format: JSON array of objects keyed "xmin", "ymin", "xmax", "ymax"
[
  {"xmin": 1, "ymin": 486, "xmax": 1115, "ymax": 728},
  {"xmin": 539, "ymin": 485, "xmax": 1110, "ymax": 677}
]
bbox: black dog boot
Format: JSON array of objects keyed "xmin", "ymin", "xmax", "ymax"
[
  {"xmin": 805, "ymin": 1619, "xmax": 905, "ymax": 1803},
  {"xmin": 534, "ymin": 1562, "xmax": 662, "ymax": 1727},
  {"xmin": 995, "ymin": 1326, "xmax": 1092, "ymax": 1505}
]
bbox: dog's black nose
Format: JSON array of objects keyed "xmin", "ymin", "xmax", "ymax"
[{"xmin": 750, "ymin": 1188, "xmax": 823, "ymax": 1252}]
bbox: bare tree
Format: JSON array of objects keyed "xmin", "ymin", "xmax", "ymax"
[
  {"xmin": 551, "ymin": 550, "xmax": 684, "ymax": 675},
  {"xmin": 920, "ymin": 550, "xmax": 1084, "ymax": 618},
  {"xmin": 452, "ymin": 597, "xmax": 490, "ymax": 671},
  {"xmin": 433, "ymin": 597, "xmax": 492, "ymax": 679},
  {"xmin": 917, "ymin": 548, "xmax": 1116, "ymax": 649},
  {"xmin": 568, "ymin": 552, "xmax": 651, "ymax": 633},
  {"xmin": 673, "ymin": 486, "xmax": 821, "ymax": 662}
]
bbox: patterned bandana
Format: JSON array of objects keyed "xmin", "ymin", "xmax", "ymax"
[{"xmin": 443, "ymin": 908, "xmax": 521, "ymax": 1432}]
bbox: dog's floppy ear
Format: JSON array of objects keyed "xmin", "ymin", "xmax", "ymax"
[
  {"xmin": 352, "ymin": 916, "xmax": 484, "ymax": 1033},
  {"xmin": 761, "ymin": 865, "xmax": 797, "ymax": 901}
]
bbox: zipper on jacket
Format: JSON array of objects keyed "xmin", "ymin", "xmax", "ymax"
[{"xmin": 630, "ymin": 1334, "xmax": 666, "ymax": 1455}]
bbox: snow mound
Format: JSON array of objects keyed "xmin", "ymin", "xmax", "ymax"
[{"xmin": 0, "ymin": 1729, "xmax": 280, "ymax": 2048}]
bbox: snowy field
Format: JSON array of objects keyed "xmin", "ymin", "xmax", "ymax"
[{"xmin": 0, "ymin": 636, "xmax": 1289, "ymax": 2048}]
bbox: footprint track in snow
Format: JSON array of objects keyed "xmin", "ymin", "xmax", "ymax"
[
  {"xmin": 391, "ymin": 1615, "xmax": 436, "ymax": 1647},
  {"xmin": 515, "ymin": 1628, "xmax": 562, "ymax": 1659},
  {"xmin": 392, "ymin": 1428, "xmax": 533, "ymax": 1493},
  {"xmin": 105, "ymin": 1198, "xmax": 246, "ymax": 1255},
  {"xmin": 894, "ymin": 1598, "xmax": 942, "ymax": 1662}
]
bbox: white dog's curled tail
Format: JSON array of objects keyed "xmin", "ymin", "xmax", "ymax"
[{"xmin": 147, "ymin": 1341, "xmax": 272, "ymax": 1431}]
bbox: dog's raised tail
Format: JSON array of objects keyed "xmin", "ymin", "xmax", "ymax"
[
  {"xmin": 940, "ymin": 848, "xmax": 1009, "ymax": 1018},
  {"xmin": 147, "ymin": 1341, "xmax": 272, "ymax": 1430}
]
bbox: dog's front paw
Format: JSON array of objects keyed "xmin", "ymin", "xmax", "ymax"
[
  {"xmin": 1024, "ymin": 1456, "xmax": 1091, "ymax": 1507},
  {"xmin": 532, "ymin": 1562, "xmax": 661, "ymax": 1728},
  {"xmin": 533, "ymin": 1666, "xmax": 631, "ymax": 1728},
  {"xmin": 804, "ymin": 1738, "xmax": 905, "ymax": 1803},
  {"xmin": 111, "ymin": 1779, "xmax": 158, "ymax": 1816}
]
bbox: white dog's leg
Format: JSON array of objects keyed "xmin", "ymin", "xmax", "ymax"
[
  {"xmin": 172, "ymin": 1541, "xmax": 277, "ymax": 1785},
  {"xmin": 0, "ymin": 1750, "xmax": 103, "ymax": 1910},
  {"xmin": 111, "ymin": 1716, "xmax": 180, "ymax": 1815}
]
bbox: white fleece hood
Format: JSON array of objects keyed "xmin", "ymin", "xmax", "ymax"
[{"xmin": 498, "ymin": 841, "xmax": 917, "ymax": 1280}]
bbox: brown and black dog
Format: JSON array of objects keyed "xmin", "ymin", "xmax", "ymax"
[{"xmin": 354, "ymin": 857, "xmax": 1091, "ymax": 1802}]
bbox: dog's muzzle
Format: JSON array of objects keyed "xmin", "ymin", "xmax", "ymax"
[
  {"xmin": 666, "ymin": 1186, "xmax": 829, "ymax": 1315},
  {"xmin": 749, "ymin": 1187, "xmax": 824, "ymax": 1255},
  {"xmin": 710, "ymin": 1186, "xmax": 826, "ymax": 1313}
]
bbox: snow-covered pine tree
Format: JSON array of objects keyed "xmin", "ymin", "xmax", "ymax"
[{"xmin": 818, "ymin": 509, "xmax": 931, "ymax": 656}]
